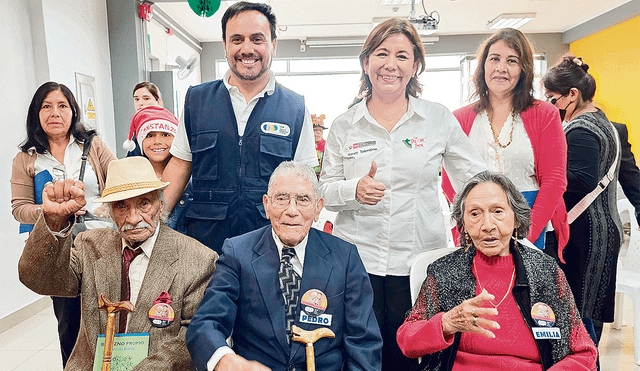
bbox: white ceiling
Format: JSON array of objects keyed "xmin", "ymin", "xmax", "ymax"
[{"xmin": 155, "ymin": 0, "xmax": 632, "ymax": 42}]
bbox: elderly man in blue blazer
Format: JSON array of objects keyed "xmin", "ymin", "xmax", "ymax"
[{"xmin": 186, "ymin": 161, "xmax": 382, "ymax": 371}]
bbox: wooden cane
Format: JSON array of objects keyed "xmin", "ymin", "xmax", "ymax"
[
  {"xmin": 291, "ymin": 325, "xmax": 335, "ymax": 371},
  {"xmin": 97, "ymin": 293, "xmax": 135, "ymax": 371}
]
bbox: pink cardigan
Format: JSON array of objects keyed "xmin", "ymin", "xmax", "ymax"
[{"xmin": 442, "ymin": 101, "xmax": 569, "ymax": 261}]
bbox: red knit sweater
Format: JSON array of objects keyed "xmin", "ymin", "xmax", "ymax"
[{"xmin": 452, "ymin": 253, "xmax": 542, "ymax": 370}]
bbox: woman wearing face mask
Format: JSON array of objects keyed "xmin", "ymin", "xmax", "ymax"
[
  {"xmin": 543, "ymin": 56, "xmax": 622, "ymax": 351},
  {"xmin": 442, "ymin": 28, "xmax": 569, "ymax": 255}
]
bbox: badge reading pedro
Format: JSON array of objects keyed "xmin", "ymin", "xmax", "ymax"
[{"xmin": 149, "ymin": 291, "xmax": 174, "ymax": 328}]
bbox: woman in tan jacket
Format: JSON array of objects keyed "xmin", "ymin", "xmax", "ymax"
[{"xmin": 11, "ymin": 81, "xmax": 116, "ymax": 367}]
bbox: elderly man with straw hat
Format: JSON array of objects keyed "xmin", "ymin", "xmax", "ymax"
[{"xmin": 18, "ymin": 156, "xmax": 217, "ymax": 370}]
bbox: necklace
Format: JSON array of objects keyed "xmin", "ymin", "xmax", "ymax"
[
  {"xmin": 488, "ymin": 110, "xmax": 516, "ymax": 148},
  {"xmin": 368, "ymin": 101, "xmax": 408, "ymax": 127},
  {"xmin": 473, "ymin": 261, "xmax": 516, "ymax": 308}
]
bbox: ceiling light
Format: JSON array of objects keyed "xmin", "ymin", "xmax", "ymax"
[{"xmin": 488, "ymin": 13, "xmax": 535, "ymax": 30}]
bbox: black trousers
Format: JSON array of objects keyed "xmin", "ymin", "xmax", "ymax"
[
  {"xmin": 52, "ymin": 296, "xmax": 81, "ymax": 366},
  {"xmin": 369, "ymin": 274, "xmax": 419, "ymax": 371}
]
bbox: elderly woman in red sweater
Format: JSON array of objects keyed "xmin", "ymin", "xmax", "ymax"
[
  {"xmin": 398, "ymin": 171, "xmax": 596, "ymax": 370},
  {"xmin": 442, "ymin": 28, "xmax": 568, "ymax": 258}
]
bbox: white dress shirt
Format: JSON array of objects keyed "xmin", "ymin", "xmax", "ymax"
[
  {"xmin": 206, "ymin": 231, "xmax": 309, "ymax": 371},
  {"xmin": 319, "ymin": 97, "xmax": 487, "ymax": 276},
  {"xmin": 122, "ymin": 223, "xmax": 160, "ymax": 332},
  {"xmin": 170, "ymin": 71, "xmax": 318, "ymax": 168}
]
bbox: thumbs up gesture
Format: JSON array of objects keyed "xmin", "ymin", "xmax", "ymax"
[
  {"xmin": 356, "ymin": 161, "xmax": 386, "ymax": 205},
  {"xmin": 42, "ymin": 179, "xmax": 87, "ymax": 232}
]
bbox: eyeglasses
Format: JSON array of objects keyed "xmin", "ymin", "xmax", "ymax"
[{"xmin": 267, "ymin": 192, "xmax": 317, "ymax": 209}]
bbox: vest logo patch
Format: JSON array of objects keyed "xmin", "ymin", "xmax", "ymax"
[{"xmin": 261, "ymin": 122, "xmax": 290, "ymax": 136}]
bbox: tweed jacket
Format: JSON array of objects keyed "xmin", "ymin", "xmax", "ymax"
[
  {"xmin": 11, "ymin": 136, "xmax": 115, "ymax": 224},
  {"xmin": 18, "ymin": 216, "xmax": 217, "ymax": 370}
]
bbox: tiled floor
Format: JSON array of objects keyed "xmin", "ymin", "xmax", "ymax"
[{"xmin": 0, "ymin": 300, "xmax": 638, "ymax": 370}]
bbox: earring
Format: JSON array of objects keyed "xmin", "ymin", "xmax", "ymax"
[{"xmin": 465, "ymin": 232, "xmax": 472, "ymax": 246}]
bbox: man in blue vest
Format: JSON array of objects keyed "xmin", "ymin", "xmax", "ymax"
[{"xmin": 162, "ymin": 1, "xmax": 318, "ymax": 254}]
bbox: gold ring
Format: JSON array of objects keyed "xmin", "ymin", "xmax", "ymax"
[
  {"xmin": 473, "ymin": 317, "xmax": 478, "ymax": 326},
  {"xmin": 472, "ymin": 308, "xmax": 478, "ymax": 317}
]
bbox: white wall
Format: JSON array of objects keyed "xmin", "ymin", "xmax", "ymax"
[
  {"xmin": 1, "ymin": 0, "xmax": 116, "ymax": 321},
  {"xmin": 147, "ymin": 20, "xmax": 201, "ymax": 117},
  {"xmin": 0, "ymin": 0, "xmax": 42, "ymax": 321},
  {"xmin": 42, "ymin": 0, "xmax": 116, "ymax": 149}
]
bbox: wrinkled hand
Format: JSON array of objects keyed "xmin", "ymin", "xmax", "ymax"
[
  {"xmin": 441, "ymin": 289, "xmax": 500, "ymax": 339},
  {"xmin": 215, "ymin": 354, "xmax": 271, "ymax": 371},
  {"xmin": 42, "ymin": 179, "xmax": 87, "ymax": 232},
  {"xmin": 356, "ymin": 161, "xmax": 386, "ymax": 205}
]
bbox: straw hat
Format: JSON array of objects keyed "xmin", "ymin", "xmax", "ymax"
[{"xmin": 94, "ymin": 157, "xmax": 169, "ymax": 203}]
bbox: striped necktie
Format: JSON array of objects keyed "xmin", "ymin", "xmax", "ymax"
[
  {"xmin": 278, "ymin": 247, "xmax": 301, "ymax": 341},
  {"xmin": 119, "ymin": 246, "xmax": 143, "ymax": 333}
]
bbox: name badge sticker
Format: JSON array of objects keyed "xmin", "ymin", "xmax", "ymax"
[
  {"xmin": 345, "ymin": 140, "xmax": 378, "ymax": 157},
  {"xmin": 300, "ymin": 312, "xmax": 332, "ymax": 326},
  {"xmin": 532, "ymin": 327, "xmax": 562, "ymax": 340},
  {"xmin": 261, "ymin": 122, "xmax": 290, "ymax": 136}
]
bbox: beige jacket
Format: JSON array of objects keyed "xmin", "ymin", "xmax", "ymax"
[
  {"xmin": 10, "ymin": 136, "xmax": 116, "ymax": 224},
  {"xmin": 18, "ymin": 217, "xmax": 218, "ymax": 370}
]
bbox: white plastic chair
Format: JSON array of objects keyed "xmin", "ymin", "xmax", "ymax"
[
  {"xmin": 410, "ymin": 248, "xmax": 454, "ymax": 304},
  {"xmin": 613, "ymin": 198, "xmax": 640, "ymax": 364}
]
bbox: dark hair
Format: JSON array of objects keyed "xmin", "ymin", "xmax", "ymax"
[
  {"xmin": 472, "ymin": 28, "xmax": 535, "ymax": 114},
  {"xmin": 358, "ymin": 18, "xmax": 426, "ymax": 100},
  {"xmin": 451, "ymin": 171, "xmax": 531, "ymax": 249},
  {"xmin": 542, "ymin": 55, "xmax": 596, "ymax": 101},
  {"xmin": 133, "ymin": 81, "xmax": 162, "ymax": 100},
  {"xmin": 221, "ymin": 1, "xmax": 277, "ymax": 42},
  {"xmin": 20, "ymin": 82, "xmax": 95, "ymax": 154}
]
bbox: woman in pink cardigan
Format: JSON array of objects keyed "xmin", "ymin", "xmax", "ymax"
[{"xmin": 442, "ymin": 28, "xmax": 569, "ymax": 259}]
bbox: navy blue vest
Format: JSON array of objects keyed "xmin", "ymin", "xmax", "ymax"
[{"xmin": 184, "ymin": 80, "xmax": 305, "ymax": 244}]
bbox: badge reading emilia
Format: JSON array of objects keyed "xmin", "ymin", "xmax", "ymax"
[
  {"xmin": 531, "ymin": 302, "xmax": 561, "ymax": 340},
  {"xmin": 261, "ymin": 122, "xmax": 291, "ymax": 136}
]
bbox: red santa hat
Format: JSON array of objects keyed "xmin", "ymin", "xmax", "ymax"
[{"xmin": 123, "ymin": 106, "xmax": 178, "ymax": 154}]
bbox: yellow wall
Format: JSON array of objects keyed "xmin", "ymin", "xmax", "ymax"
[{"xmin": 570, "ymin": 16, "xmax": 640, "ymax": 151}]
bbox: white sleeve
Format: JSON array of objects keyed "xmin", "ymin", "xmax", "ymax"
[
  {"xmin": 169, "ymin": 109, "xmax": 192, "ymax": 162},
  {"xmin": 206, "ymin": 346, "xmax": 235, "ymax": 371},
  {"xmin": 293, "ymin": 107, "xmax": 319, "ymax": 167},
  {"xmin": 318, "ymin": 115, "xmax": 362, "ymax": 212},
  {"xmin": 441, "ymin": 110, "xmax": 487, "ymax": 192}
]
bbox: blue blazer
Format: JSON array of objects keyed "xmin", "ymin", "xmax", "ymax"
[{"xmin": 186, "ymin": 226, "xmax": 382, "ymax": 371}]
